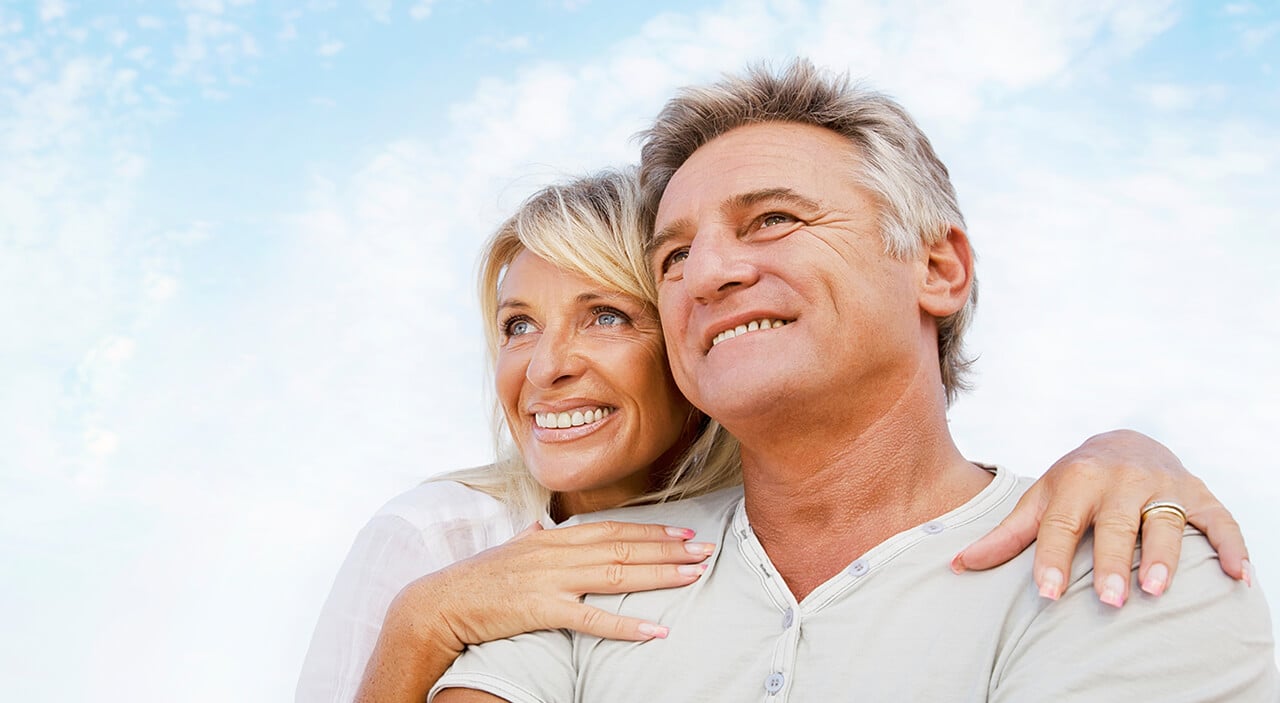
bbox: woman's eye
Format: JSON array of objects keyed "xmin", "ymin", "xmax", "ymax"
[
  {"xmin": 593, "ymin": 308, "xmax": 629, "ymax": 327},
  {"xmin": 503, "ymin": 318, "xmax": 534, "ymax": 336}
]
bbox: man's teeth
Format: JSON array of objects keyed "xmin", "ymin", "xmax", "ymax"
[
  {"xmin": 535, "ymin": 407, "xmax": 612, "ymax": 429},
  {"xmin": 711, "ymin": 318, "xmax": 789, "ymax": 347}
]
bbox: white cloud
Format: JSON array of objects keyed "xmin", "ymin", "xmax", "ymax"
[
  {"xmin": 317, "ymin": 38, "xmax": 344, "ymax": 56},
  {"xmin": 1241, "ymin": 21, "xmax": 1280, "ymax": 50},
  {"xmin": 482, "ymin": 34, "xmax": 531, "ymax": 52},
  {"xmin": 143, "ymin": 272, "xmax": 179, "ymax": 301},
  {"xmin": 365, "ymin": 0, "xmax": 393, "ymax": 22},
  {"xmin": 39, "ymin": 0, "xmax": 67, "ymax": 23},
  {"xmin": 84, "ymin": 427, "xmax": 120, "ymax": 457},
  {"xmin": 409, "ymin": 0, "xmax": 435, "ymax": 20}
]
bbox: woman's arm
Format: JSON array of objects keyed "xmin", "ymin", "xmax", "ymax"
[
  {"xmin": 355, "ymin": 520, "xmax": 712, "ymax": 703},
  {"xmin": 951, "ymin": 429, "xmax": 1249, "ymax": 605}
]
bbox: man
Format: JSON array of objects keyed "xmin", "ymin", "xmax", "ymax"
[{"xmin": 433, "ymin": 61, "xmax": 1276, "ymax": 701}]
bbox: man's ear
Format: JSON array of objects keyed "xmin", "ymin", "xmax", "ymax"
[{"xmin": 918, "ymin": 225, "xmax": 974, "ymax": 318}]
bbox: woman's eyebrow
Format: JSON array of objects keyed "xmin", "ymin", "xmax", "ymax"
[{"xmin": 495, "ymin": 298, "xmax": 529, "ymax": 312}]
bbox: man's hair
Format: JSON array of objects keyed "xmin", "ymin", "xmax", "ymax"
[
  {"xmin": 448, "ymin": 168, "xmax": 743, "ymax": 522},
  {"xmin": 638, "ymin": 59, "xmax": 977, "ymax": 402}
]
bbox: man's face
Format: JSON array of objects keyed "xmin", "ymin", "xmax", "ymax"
[{"xmin": 649, "ymin": 122, "xmax": 927, "ymax": 430}]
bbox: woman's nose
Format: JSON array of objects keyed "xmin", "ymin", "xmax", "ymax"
[{"xmin": 524, "ymin": 328, "xmax": 588, "ymax": 389}]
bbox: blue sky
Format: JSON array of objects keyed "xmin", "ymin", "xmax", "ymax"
[{"xmin": 3, "ymin": 1, "xmax": 1278, "ymax": 700}]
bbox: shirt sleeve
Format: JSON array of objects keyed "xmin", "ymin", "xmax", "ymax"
[
  {"xmin": 296, "ymin": 483, "xmax": 517, "ymax": 703},
  {"xmin": 991, "ymin": 530, "xmax": 1278, "ymax": 701},
  {"xmin": 429, "ymin": 629, "xmax": 576, "ymax": 703}
]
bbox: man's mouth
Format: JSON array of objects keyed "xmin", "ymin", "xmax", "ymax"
[
  {"xmin": 535, "ymin": 406, "xmax": 613, "ymax": 429},
  {"xmin": 711, "ymin": 318, "xmax": 791, "ymax": 348}
]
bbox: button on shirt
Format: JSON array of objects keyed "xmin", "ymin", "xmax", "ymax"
[{"xmin": 432, "ymin": 467, "xmax": 1278, "ymax": 702}]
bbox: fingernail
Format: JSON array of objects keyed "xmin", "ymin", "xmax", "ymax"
[
  {"xmin": 677, "ymin": 563, "xmax": 708, "ymax": 577},
  {"xmin": 1038, "ymin": 567, "xmax": 1063, "ymax": 601},
  {"xmin": 950, "ymin": 552, "xmax": 967, "ymax": 575},
  {"xmin": 1100, "ymin": 573, "xmax": 1127, "ymax": 608},
  {"xmin": 1141, "ymin": 563, "xmax": 1169, "ymax": 596},
  {"xmin": 665, "ymin": 527, "xmax": 695, "ymax": 538},
  {"xmin": 637, "ymin": 623, "xmax": 669, "ymax": 639},
  {"xmin": 684, "ymin": 542, "xmax": 715, "ymax": 556},
  {"xmin": 1242, "ymin": 559, "xmax": 1253, "ymax": 588}
]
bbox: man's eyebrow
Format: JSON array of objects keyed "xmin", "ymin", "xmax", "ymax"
[
  {"xmin": 647, "ymin": 216, "xmax": 693, "ymax": 262},
  {"xmin": 725, "ymin": 187, "xmax": 822, "ymax": 215},
  {"xmin": 647, "ymin": 188, "xmax": 824, "ymax": 261}
]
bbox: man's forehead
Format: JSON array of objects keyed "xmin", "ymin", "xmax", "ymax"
[{"xmin": 652, "ymin": 122, "xmax": 859, "ymax": 230}]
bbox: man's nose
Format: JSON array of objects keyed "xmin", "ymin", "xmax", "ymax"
[
  {"xmin": 524, "ymin": 327, "xmax": 587, "ymax": 389},
  {"xmin": 682, "ymin": 228, "xmax": 760, "ymax": 303}
]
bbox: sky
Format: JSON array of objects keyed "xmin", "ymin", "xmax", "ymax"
[{"xmin": 1, "ymin": 0, "xmax": 1277, "ymax": 700}]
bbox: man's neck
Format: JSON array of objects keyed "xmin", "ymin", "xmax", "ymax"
[{"xmin": 736, "ymin": 379, "xmax": 991, "ymax": 601}]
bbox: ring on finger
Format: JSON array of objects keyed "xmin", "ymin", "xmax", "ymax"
[{"xmin": 1141, "ymin": 501, "xmax": 1188, "ymax": 526}]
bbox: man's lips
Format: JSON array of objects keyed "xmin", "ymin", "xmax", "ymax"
[{"xmin": 706, "ymin": 316, "xmax": 793, "ymax": 350}]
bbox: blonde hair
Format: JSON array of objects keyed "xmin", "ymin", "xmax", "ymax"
[
  {"xmin": 441, "ymin": 167, "xmax": 742, "ymax": 523},
  {"xmin": 639, "ymin": 59, "xmax": 977, "ymax": 403}
]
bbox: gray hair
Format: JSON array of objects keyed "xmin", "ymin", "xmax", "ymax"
[{"xmin": 638, "ymin": 59, "xmax": 977, "ymax": 402}]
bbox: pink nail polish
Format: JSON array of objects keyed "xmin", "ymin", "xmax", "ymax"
[
  {"xmin": 1141, "ymin": 563, "xmax": 1168, "ymax": 597},
  {"xmin": 637, "ymin": 623, "xmax": 669, "ymax": 639},
  {"xmin": 1242, "ymin": 559, "xmax": 1253, "ymax": 588},
  {"xmin": 684, "ymin": 542, "xmax": 715, "ymax": 556},
  {"xmin": 1039, "ymin": 567, "xmax": 1064, "ymax": 600},
  {"xmin": 1100, "ymin": 573, "xmax": 1127, "ymax": 608},
  {"xmin": 666, "ymin": 527, "xmax": 695, "ymax": 538},
  {"xmin": 677, "ymin": 563, "xmax": 708, "ymax": 577},
  {"xmin": 950, "ymin": 552, "xmax": 967, "ymax": 575}
]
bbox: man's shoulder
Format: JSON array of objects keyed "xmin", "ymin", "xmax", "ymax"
[{"xmin": 568, "ymin": 485, "xmax": 745, "ymax": 529}]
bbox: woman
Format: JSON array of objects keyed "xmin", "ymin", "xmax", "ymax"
[{"xmin": 297, "ymin": 168, "xmax": 1249, "ymax": 703}]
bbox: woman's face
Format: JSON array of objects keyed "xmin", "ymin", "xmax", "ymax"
[{"xmin": 495, "ymin": 250, "xmax": 694, "ymax": 513}]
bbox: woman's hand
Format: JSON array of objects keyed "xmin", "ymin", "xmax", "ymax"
[
  {"xmin": 420, "ymin": 520, "xmax": 712, "ymax": 649},
  {"xmin": 950, "ymin": 429, "xmax": 1249, "ymax": 606},
  {"xmin": 355, "ymin": 520, "xmax": 712, "ymax": 703}
]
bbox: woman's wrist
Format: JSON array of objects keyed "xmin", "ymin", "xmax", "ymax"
[{"xmin": 385, "ymin": 574, "xmax": 469, "ymax": 659}]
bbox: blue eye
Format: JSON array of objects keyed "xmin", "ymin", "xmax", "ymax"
[
  {"xmin": 503, "ymin": 317, "xmax": 534, "ymax": 336},
  {"xmin": 594, "ymin": 308, "xmax": 629, "ymax": 326}
]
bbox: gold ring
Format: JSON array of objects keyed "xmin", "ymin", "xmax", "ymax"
[{"xmin": 1141, "ymin": 501, "xmax": 1188, "ymax": 525}]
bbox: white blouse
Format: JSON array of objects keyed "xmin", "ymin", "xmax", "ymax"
[{"xmin": 295, "ymin": 480, "xmax": 532, "ymax": 703}]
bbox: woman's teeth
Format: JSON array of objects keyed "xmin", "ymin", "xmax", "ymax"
[
  {"xmin": 712, "ymin": 318, "xmax": 789, "ymax": 347},
  {"xmin": 535, "ymin": 407, "xmax": 612, "ymax": 429}
]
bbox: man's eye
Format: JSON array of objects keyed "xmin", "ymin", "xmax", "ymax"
[
  {"xmin": 760, "ymin": 213, "xmax": 794, "ymax": 228},
  {"xmin": 661, "ymin": 247, "xmax": 689, "ymax": 274}
]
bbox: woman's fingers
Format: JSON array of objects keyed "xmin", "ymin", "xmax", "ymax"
[
  {"xmin": 1087, "ymin": 499, "xmax": 1143, "ymax": 607},
  {"xmin": 544, "ymin": 520, "xmax": 697, "ymax": 546},
  {"xmin": 543, "ymin": 600, "xmax": 671, "ymax": 642},
  {"xmin": 950, "ymin": 482, "xmax": 1045, "ymax": 573},
  {"xmin": 565, "ymin": 562, "xmax": 709, "ymax": 594},
  {"xmin": 1185, "ymin": 493, "xmax": 1250, "ymax": 581},
  {"xmin": 1136, "ymin": 507, "xmax": 1187, "ymax": 596}
]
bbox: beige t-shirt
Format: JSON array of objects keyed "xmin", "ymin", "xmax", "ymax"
[{"xmin": 432, "ymin": 466, "xmax": 1277, "ymax": 702}]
